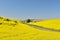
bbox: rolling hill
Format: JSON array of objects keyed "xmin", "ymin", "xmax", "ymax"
[
  {"xmin": 0, "ymin": 17, "xmax": 60, "ymax": 40},
  {"xmin": 29, "ymin": 18, "xmax": 60, "ymax": 30}
]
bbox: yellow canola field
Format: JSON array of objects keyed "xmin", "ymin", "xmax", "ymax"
[
  {"xmin": 0, "ymin": 17, "xmax": 60, "ymax": 40},
  {"xmin": 29, "ymin": 19, "xmax": 60, "ymax": 30}
]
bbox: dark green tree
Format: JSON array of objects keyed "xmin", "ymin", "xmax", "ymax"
[{"xmin": 26, "ymin": 19, "xmax": 31, "ymax": 23}]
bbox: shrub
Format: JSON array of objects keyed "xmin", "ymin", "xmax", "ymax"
[
  {"xmin": 4, "ymin": 19, "xmax": 10, "ymax": 21},
  {"xmin": 26, "ymin": 19, "xmax": 31, "ymax": 23}
]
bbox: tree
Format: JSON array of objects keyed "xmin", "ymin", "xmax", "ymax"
[{"xmin": 26, "ymin": 19, "xmax": 31, "ymax": 23}]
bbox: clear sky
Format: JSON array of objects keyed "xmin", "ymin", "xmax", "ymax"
[{"xmin": 0, "ymin": 0, "xmax": 60, "ymax": 19}]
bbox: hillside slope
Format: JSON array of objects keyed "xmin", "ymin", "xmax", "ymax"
[
  {"xmin": 0, "ymin": 17, "xmax": 60, "ymax": 40},
  {"xmin": 29, "ymin": 18, "xmax": 60, "ymax": 30}
]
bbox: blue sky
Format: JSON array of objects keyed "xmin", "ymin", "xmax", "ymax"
[{"xmin": 0, "ymin": 0, "xmax": 60, "ymax": 19}]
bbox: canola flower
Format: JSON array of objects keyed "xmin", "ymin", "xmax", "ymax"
[
  {"xmin": 29, "ymin": 19, "xmax": 60, "ymax": 30},
  {"xmin": 0, "ymin": 17, "xmax": 60, "ymax": 40}
]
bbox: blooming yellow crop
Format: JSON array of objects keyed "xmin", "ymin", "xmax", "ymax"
[
  {"xmin": 0, "ymin": 17, "xmax": 60, "ymax": 40},
  {"xmin": 29, "ymin": 18, "xmax": 60, "ymax": 30}
]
